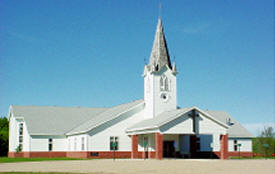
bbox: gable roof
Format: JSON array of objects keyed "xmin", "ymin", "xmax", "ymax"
[
  {"xmin": 126, "ymin": 107, "xmax": 252, "ymax": 138},
  {"xmin": 10, "ymin": 105, "xmax": 107, "ymax": 135},
  {"xmin": 10, "ymin": 100, "xmax": 143, "ymax": 136},
  {"xmin": 126, "ymin": 108, "xmax": 191, "ymax": 132},
  {"xmin": 126, "ymin": 106, "xmax": 228, "ymax": 133},
  {"xmin": 66, "ymin": 100, "xmax": 144, "ymax": 135},
  {"xmin": 205, "ymin": 110, "xmax": 253, "ymax": 138}
]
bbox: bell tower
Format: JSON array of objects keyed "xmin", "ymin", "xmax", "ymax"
[{"xmin": 143, "ymin": 18, "xmax": 178, "ymax": 119}]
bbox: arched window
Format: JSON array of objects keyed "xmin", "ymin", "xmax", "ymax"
[
  {"xmin": 160, "ymin": 76, "xmax": 164, "ymax": 91},
  {"xmin": 160, "ymin": 75, "xmax": 169, "ymax": 91},
  {"xmin": 48, "ymin": 138, "xmax": 53, "ymax": 151},
  {"xmin": 18, "ymin": 123, "xmax": 23, "ymax": 150},
  {"xmin": 74, "ymin": 138, "xmax": 77, "ymax": 151},
  {"xmin": 164, "ymin": 77, "xmax": 168, "ymax": 91},
  {"xmin": 81, "ymin": 137, "xmax": 85, "ymax": 151}
]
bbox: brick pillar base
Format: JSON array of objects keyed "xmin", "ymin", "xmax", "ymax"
[
  {"xmin": 131, "ymin": 135, "xmax": 138, "ymax": 159},
  {"xmin": 220, "ymin": 134, "xmax": 228, "ymax": 159},
  {"xmin": 155, "ymin": 133, "xmax": 163, "ymax": 159},
  {"xmin": 148, "ymin": 151, "xmax": 155, "ymax": 158}
]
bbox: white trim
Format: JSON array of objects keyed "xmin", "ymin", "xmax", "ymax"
[
  {"xmin": 192, "ymin": 107, "xmax": 229, "ymax": 128},
  {"xmin": 126, "ymin": 126, "xmax": 159, "ymax": 133},
  {"xmin": 126, "ymin": 128, "xmax": 160, "ymax": 135}
]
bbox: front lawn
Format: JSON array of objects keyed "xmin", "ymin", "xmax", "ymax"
[
  {"xmin": 0, "ymin": 157, "xmax": 83, "ymax": 163},
  {"xmin": 229, "ymin": 156, "xmax": 275, "ymax": 159},
  {"xmin": 0, "ymin": 173, "xmax": 79, "ymax": 174}
]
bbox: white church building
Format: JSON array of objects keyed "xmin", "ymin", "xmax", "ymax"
[{"xmin": 8, "ymin": 19, "xmax": 253, "ymax": 159}]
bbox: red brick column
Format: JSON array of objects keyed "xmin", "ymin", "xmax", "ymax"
[
  {"xmin": 148, "ymin": 151, "xmax": 155, "ymax": 158},
  {"xmin": 220, "ymin": 134, "xmax": 228, "ymax": 159},
  {"xmin": 131, "ymin": 135, "xmax": 138, "ymax": 158},
  {"xmin": 155, "ymin": 133, "xmax": 163, "ymax": 159}
]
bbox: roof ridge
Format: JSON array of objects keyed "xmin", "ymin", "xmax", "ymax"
[
  {"xmin": 11, "ymin": 105, "xmax": 108, "ymax": 109},
  {"xmin": 66, "ymin": 100, "xmax": 144, "ymax": 135},
  {"xmin": 106, "ymin": 99, "xmax": 143, "ymax": 108}
]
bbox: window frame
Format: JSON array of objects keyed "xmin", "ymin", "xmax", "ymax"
[
  {"xmin": 110, "ymin": 136, "xmax": 119, "ymax": 151},
  {"xmin": 81, "ymin": 137, "xmax": 85, "ymax": 151},
  {"xmin": 160, "ymin": 75, "xmax": 169, "ymax": 92},
  {"xmin": 48, "ymin": 138, "xmax": 53, "ymax": 151},
  {"xmin": 234, "ymin": 140, "xmax": 238, "ymax": 151},
  {"xmin": 18, "ymin": 123, "xmax": 23, "ymax": 150},
  {"xmin": 74, "ymin": 138, "xmax": 77, "ymax": 151}
]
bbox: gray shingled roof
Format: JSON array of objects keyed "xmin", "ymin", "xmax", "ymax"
[
  {"xmin": 149, "ymin": 18, "xmax": 172, "ymax": 70},
  {"xmin": 126, "ymin": 107, "xmax": 253, "ymax": 138},
  {"xmin": 205, "ymin": 111, "xmax": 253, "ymax": 138},
  {"xmin": 10, "ymin": 100, "xmax": 144, "ymax": 136},
  {"xmin": 126, "ymin": 108, "xmax": 191, "ymax": 132},
  {"xmin": 126, "ymin": 107, "xmax": 228, "ymax": 133},
  {"xmin": 10, "ymin": 106, "xmax": 107, "ymax": 135},
  {"xmin": 66, "ymin": 100, "xmax": 144, "ymax": 135}
]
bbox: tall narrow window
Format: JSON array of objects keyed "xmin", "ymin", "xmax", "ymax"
[
  {"xmin": 110, "ymin": 137, "xmax": 114, "ymax": 150},
  {"xmin": 110, "ymin": 136, "xmax": 119, "ymax": 150},
  {"xmin": 48, "ymin": 139, "xmax": 53, "ymax": 151},
  {"xmin": 115, "ymin": 137, "xmax": 119, "ymax": 150},
  {"xmin": 143, "ymin": 137, "xmax": 148, "ymax": 149},
  {"xmin": 160, "ymin": 75, "xmax": 169, "ymax": 91},
  {"xmin": 160, "ymin": 76, "xmax": 164, "ymax": 91},
  {"xmin": 68, "ymin": 139, "xmax": 71, "ymax": 151},
  {"xmin": 234, "ymin": 140, "xmax": 238, "ymax": 151},
  {"xmin": 18, "ymin": 123, "xmax": 23, "ymax": 150},
  {"xmin": 164, "ymin": 77, "xmax": 168, "ymax": 91},
  {"xmin": 81, "ymin": 137, "xmax": 85, "ymax": 151},
  {"xmin": 74, "ymin": 138, "xmax": 77, "ymax": 151}
]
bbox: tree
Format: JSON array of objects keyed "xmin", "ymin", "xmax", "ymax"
[
  {"xmin": 0, "ymin": 117, "xmax": 9, "ymax": 156},
  {"xmin": 253, "ymin": 126, "xmax": 275, "ymax": 157}
]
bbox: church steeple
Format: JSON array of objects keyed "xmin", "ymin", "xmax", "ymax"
[
  {"xmin": 143, "ymin": 18, "xmax": 177, "ymax": 119},
  {"xmin": 149, "ymin": 18, "xmax": 172, "ymax": 71}
]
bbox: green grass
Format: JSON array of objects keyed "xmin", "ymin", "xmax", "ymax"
[
  {"xmin": 0, "ymin": 157, "xmax": 83, "ymax": 163},
  {"xmin": 229, "ymin": 156, "xmax": 275, "ymax": 159},
  {"xmin": 0, "ymin": 173, "xmax": 79, "ymax": 174},
  {"xmin": 0, "ymin": 172, "xmax": 85, "ymax": 174}
]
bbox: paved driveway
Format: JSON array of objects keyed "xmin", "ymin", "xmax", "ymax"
[{"xmin": 0, "ymin": 159, "xmax": 274, "ymax": 174}]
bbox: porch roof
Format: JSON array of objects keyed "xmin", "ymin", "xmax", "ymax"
[{"xmin": 126, "ymin": 106, "xmax": 228, "ymax": 133}]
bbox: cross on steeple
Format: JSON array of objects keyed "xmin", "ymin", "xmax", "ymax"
[
  {"xmin": 158, "ymin": 2, "xmax": 162, "ymax": 19},
  {"xmin": 188, "ymin": 110, "xmax": 199, "ymax": 133}
]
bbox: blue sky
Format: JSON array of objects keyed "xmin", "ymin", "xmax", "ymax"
[{"xmin": 0, "ymin": 0, "xmax": 274, "ymax": 136}]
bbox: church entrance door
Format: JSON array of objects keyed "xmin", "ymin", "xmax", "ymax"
[
  {"xmin": 163, "ymin": 141, "xmax": 175, "ymax": 157},
  {"xmin": 190, "ymin": 135, "xmax": 197, "ymax": 158}
]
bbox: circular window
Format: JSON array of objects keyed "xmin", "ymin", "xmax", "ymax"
[{"xmin": 160, "ymin": 93, "xmax": 169, "ymax": 102}]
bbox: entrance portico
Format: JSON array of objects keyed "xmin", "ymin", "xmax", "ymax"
[
  {"xmin": 127, "ymin": 107, "xmax": 229, "ymax": 160},
  {"xmin": 131, "ymin": 133, "xmax": 228, "ymax": 159}
]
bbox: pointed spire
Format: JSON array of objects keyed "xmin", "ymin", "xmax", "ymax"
[
  {"xmin": 172, "ymin": 61, "xmax": 178, "ymax": 74},
  {"xmin": 149, "ymin": 18, "xmax": 172, "ymax": 71}
]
